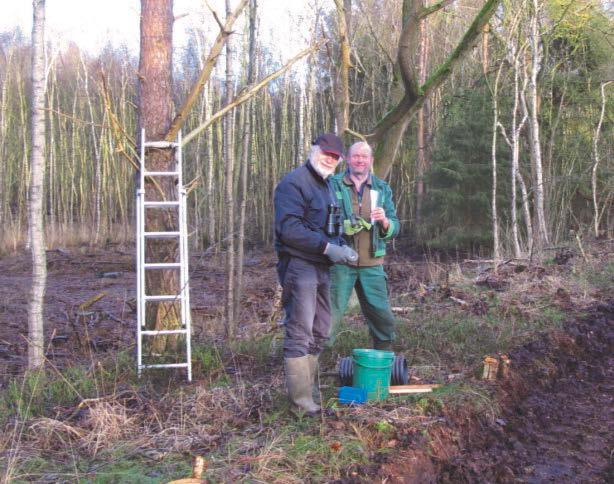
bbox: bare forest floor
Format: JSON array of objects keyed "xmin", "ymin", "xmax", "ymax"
[{"xmin": 0, "ymin": 238, "xmax": 612, "ymax": 482}]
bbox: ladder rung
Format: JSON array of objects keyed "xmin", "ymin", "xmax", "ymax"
[
  {"xmin": 144, "ymin": 231, "xmax": 181, "ymax": 238},
  {"xmin": 143, "ymin": 141, "xmax": 179, "ymax": 148},
  {"xmin": 144, "ymin": 294, "xmax": 182, "ymax": 301},
  {"xmin": 141, "ymin": 329, "xmax": 188, "ymax": 335},
  {"xmin": 140, "ymin": 363, "xmax": 189, "ymax": 369},
  {"xmin": 143, "ymin": 262, "xmax": 181, "ymax": 269},
  {"xmin": 143, "ymin": 171, "xmax": 179, "ymax": 176},
  {"xmin": 143, "ymin": 201, "xmax": 180, "ymax": 207}
]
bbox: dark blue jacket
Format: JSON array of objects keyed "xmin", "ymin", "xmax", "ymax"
[{"xmin": 274, "ymin": 161, "xmax": 340, "ymax": 265}]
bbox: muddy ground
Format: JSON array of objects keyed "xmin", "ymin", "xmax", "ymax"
[
  {"xmin": 0, "ymin": 245, "xmax": 435, "ymax": 382},
  {"xmin": 0, "ymin": 242, "xmax": 612, "ymax": 482},
  {"xmin": 438, "ymin": 302, "xmax": 614, "ymax": 483},
  {"xmin": 0, "ymin": 247, "xmax": 282, "ymax": 382}
]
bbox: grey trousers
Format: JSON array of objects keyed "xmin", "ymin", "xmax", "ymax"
[{"xmin": 277, "ymin": 255, "xmax": 331, "ymax": 358}]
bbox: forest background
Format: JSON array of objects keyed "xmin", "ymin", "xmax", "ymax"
[
  {"xmin": 1, "ymin": 0, "xmax": 613, "ymax": 281},
  {"xmin": 0, "ymin": 1, "xmax": 612, "ymax": 480}
]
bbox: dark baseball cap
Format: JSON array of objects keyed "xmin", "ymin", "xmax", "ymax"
[{"xmin": 313, "ymin": 133, "xmax": 344, "ymax": 158}]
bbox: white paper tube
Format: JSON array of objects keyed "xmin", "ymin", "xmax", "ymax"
[{"xmin": 370, "ymin": 190, "xmax": 379, "ymax": 223}]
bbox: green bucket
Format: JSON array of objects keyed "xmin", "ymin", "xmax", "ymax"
[{"xmin": 352, "ymin": 349, "xmax": 395, "ymax": 401}]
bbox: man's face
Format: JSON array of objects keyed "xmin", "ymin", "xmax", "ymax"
[
  {"xmin": 347, "ymin": 145, "xmax": 373, "ymax": 177},
  {"xmin": 312, "ymin": 149, "xmax": 341, "ymax": 177}
]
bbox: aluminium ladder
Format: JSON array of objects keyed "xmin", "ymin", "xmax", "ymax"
[{"xmin": 136, "ymin": 129, "xmax": 192, "ymax": 381}]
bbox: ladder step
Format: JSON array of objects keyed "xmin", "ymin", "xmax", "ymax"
[
  {"xmin": 141, "ymin": 329, "xmax": 188, "ymax": 335},
  {"xmin": 140, "ymin": 363, "xmax": 189, "ymax": 369},
  {"xmin": 143, "ymin": 201, "xmax": 180, "ymax": 207},
  {"xmin": 143, "ymin": 141, "xmax": 179, "ymax": 148},
  {"xmin": 143, "ymin": 262, "xmax": 181, "ymax": 269},
  {"xmin": 143, "ymin": 171, "xmax": 180, "ymax": 176},
  {"xmin": 144, "ymin": 294, "xmax": 183, "ymax": 301},
  {"xmin": 144, "ymin": 231, "xmax": 181, "ymax": 238}
]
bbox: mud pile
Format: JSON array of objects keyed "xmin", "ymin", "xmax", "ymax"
[{"xmin": 440, "ymin": 301, "xmax": 613, "ymax": 482}]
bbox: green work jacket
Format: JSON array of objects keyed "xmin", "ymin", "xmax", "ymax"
[{"xmin": 330, "ymin": 173, "xmax": 400, "ymax": 258}]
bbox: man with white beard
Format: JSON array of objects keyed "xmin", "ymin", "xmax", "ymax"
[{"xmin": 274, "ymin": 133, "xmax": 357, "ymax": 416}]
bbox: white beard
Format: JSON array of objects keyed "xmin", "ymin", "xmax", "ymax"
[{"xmin": 311, "ymin": 160, "xmax": 335, "ymax": 179}]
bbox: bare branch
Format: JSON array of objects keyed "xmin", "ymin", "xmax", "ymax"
[
  {"xmin": 419, "ymin": 0, "xmax": 456, "ymax": 19},
  {"xmin": 204, "ymin": 0, "xmax": 225, "ymax": 30},
  {"xmin": 165, "ymin": 0, "xmax": 248, "ymax": 141},
  {"xmin": 183, "ymin": 42, "xmax": 323, "ymax": 146},
  {"xmin": 356, "ymin": 0, "xmax": 395, "ymax": 66}
]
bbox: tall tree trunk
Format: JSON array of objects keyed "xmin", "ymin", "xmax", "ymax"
[
  {"xmin": 234, "ymin": 0, "xmax": 257, "ymax": 319},
  {"xmin": 490, "ymin": 62, "xmax": 503, "ymax": 268},
  {"xmin": 500, "ymin": 42, "xmax": 529, "ymax": 258},
  {"xmin": 415, "ymin": 5, "xmax": 429, "ymax": 225},
  {"xmin": 303, "ymin": 12, "xmax": 317, "ymax": 154},
  {"xmin": 138, "ymin": 0, "xmax": 178, "ymax": 352},
  {"xmin": 333, "ymin": 0, "xmax": 351, "ymax": 134},
  {"xmin": 528, "ymin": 0, "xmax": 548, "ymax": 248},
  {"xmin": 79, "ymin": 52, "xmax": 103, "ymax": 243},
  {"xmin": 592, "ymin": 81, "xmax": 612, "ymax": 238},
  {"xmin": 28, "ymin": 0, "xmax": 47, "ymax": 369},
  {"xmin": 206, "ymin": 85, "xmax": 216, "ymax": 248},
  {"xmin": 224, "ymin": 0, "xmax": 236, "ymax": 338}
]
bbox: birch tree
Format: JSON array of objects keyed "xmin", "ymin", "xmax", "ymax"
[
  {"xmin": 489, "ymin": 61, "xmax": 504, "ymax": 266},
  {"xmin": 28, "ymin": 0, "xmax": 47, "ymax": 369},
  {"xmin": 526, "ymin": 0, "xmax": 548, "ymax": 248},
  {"xmin": 498, "ymin": 39, "xmax": 530, "ymax": 258},
  {"xmin": 235, "ymin": 0, "xmax": 258, "ymax": 319},
  {"xmin": 592, "ymin": 80, "xmax": 613, "ymax": 237},
  {"xmin": 224, "ymin": 0, "xmax": 237, "ymax": 338}
]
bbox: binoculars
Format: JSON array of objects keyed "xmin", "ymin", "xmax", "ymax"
[{"xmin": 326, "ymin": 204, "xmax": 344, "ymax": 237}]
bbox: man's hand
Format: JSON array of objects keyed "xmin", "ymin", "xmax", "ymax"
[
  {"xmin": 371, "ymin": 207, "xmax": 389, "ymax": 230},
  {"xmin": 324, "ymin": 244, "xmax": 358, "ymax": 264}
]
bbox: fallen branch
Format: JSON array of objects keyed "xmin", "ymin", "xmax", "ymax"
[
  {"xmin": 391, "ymin": 306, "xmax": 416, "ymax": 313},
  {"xmin": 449, "ymin": 296, "xmax": 468, "ymax": 306},
  {"xmin": 79, "ymin": 292, "xmax": 107, "ymax": 311},
  {"xmin": 388, "ymin": 384, "xmax": 441, "ymax": 395}
]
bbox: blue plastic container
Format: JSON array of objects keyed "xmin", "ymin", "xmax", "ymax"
[{"xmin": 338, "ymin": 386, "xmax": 367, "ymax": 405}]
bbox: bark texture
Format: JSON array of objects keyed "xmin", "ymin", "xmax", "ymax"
[
  {"xmin": 138, "ymin": 0, "xmax": 179, "ymax": 351},
  {"xmin": 28, "ymin": 0, "xmax": 47, "ymax": 369}
]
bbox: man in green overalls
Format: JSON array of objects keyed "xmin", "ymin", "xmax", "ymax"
[{"xmin": 328, "ymin": 141, "xmax": 400, "ymax": 350}]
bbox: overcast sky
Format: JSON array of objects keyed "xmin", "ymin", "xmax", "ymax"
[{"xmin": 1, "ymin": 0, "xmax": 318, "ymax": 60}]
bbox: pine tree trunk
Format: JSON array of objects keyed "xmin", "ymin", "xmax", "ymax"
[
  {"xmin": 138, "ymin": 0, "xmax": 179, "ymax": 353},
  {"xmin": 28, "ymin": 0, "xmax": 47, "ymax": 369},
  {"xmin": 333, "ymin": 0, "xmax": 351, "ymax": 134}
]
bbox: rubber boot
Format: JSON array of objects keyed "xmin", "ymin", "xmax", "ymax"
[
  {"xmin": 307, "ymin": 354, "xmax": 320, "ymax": 405},
  {"xmin": 284, "ymin": 356, "xmax": 321, "ymax": 416},
  {"xmin": 373, "ymin": 338, "xmax": 393, "ymax": 351}
]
